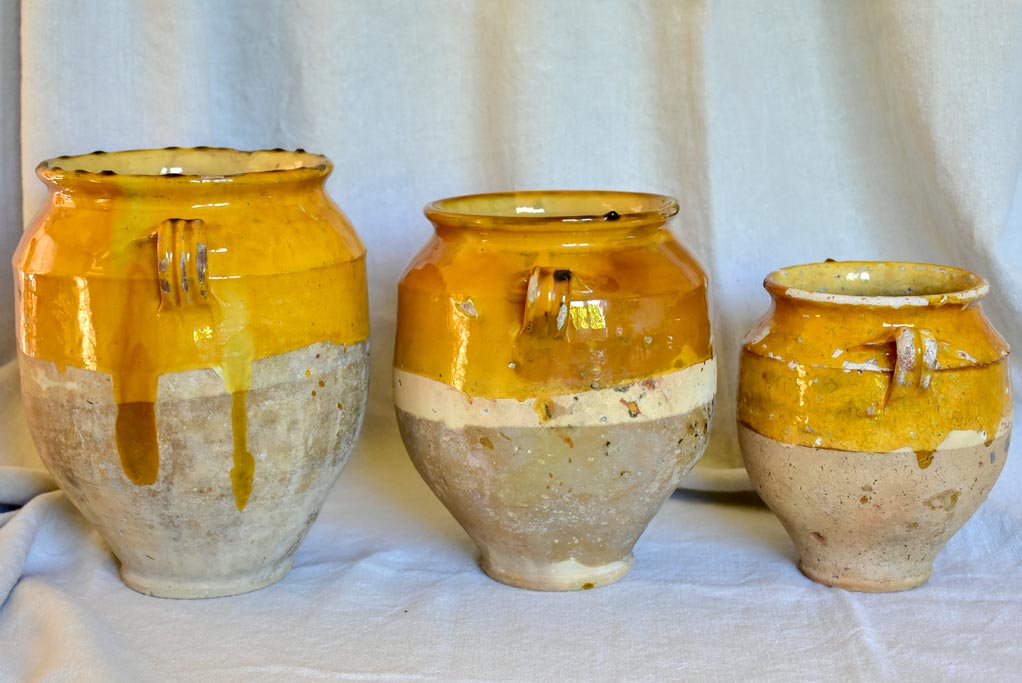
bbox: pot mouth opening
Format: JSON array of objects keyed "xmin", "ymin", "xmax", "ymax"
[
  {"xmin": 37, "ymin": 147, "xmax": 331, "ymax": 183},
  {"xmin": 765, "ymin": 261, "xmax": 989, "ymax": 307},
  {"xmin": 424, "ymin": 190, "xmax": 679, "ymax": 231}
]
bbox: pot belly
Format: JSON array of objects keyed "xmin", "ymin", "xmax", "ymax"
[
  {"xmin": 395, "ymin": 359, "xmax": 715, "ymax": 590},
  {"xmin": 740, "ymin": 421, "xmax": 1010, "ymax": 591},
  {"xmin": 19, "ymin": 339, "xmax": 369, "ymax": 598}
]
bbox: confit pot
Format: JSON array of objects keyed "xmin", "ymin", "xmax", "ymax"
[
  {"xmin": 394, "ymin": 190, "xmax": 716, "ymax": 590},
  {"xmin": 13, "ymin": 147, "xmax": 369, "ymax": 598},
  {"xmin": 738, "ymin": 261, "xmax": 1011, "ymax": 591}
]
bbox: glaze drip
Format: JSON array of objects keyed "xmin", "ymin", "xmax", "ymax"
[
  {"xmin": 230, "ymin": 390, "xmax": 256, "ymax": 510},
  {"xmin": 115, "ymin": 401, "xmax": 160, "ymax": 485}
]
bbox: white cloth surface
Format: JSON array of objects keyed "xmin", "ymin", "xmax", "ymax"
[
  {"xmin": 1, "ymin": 359, "xmax": 1020, "ymax": 681},
  {"xmin": 2, "ymin": 0, "xmax": 1022, "ymax": 680}
]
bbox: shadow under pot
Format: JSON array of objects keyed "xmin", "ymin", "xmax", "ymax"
[
  {"xmin": 13, "ymin": 147, "xmax": 370, "ymax": 598},
  {"xmin": 738, "ymin": 261, "xmax": 1011, "ymax": 592},
  {"xmin": 394, "ymin": 190, "xmax": 716, "ymax": 591}
]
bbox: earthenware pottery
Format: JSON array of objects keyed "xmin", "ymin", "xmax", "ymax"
[
  {"xmin": 739, "ymin": 261, "xmax": 1011, "ymax": 592},
  {"xmin": 14, "ymin": 148, "xmax": 369, "ymax": 598},
  {"xmin": 394, "ymin": 191, "xmax": 716, "ymax": 590}
]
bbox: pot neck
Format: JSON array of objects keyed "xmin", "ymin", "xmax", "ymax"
[
  {"xmin": 425, "ymin": 190, "xmax": 680, "ymax": 248},
  {"xmin": 37, "ymin": 147, "xmax": 331, "ymax": 207},
  {"xmin": 765, "ymin": 261, "xmax": 989, "ymax": 315}
]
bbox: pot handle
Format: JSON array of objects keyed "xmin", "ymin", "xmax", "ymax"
[
  {"xmin": 520, "ymin": 266, "xmax": 573, "ymax": 339},
  {"xmin": 157, "ymin": 218, "xmax": 210, "ymax": 310},
  {"xmin": 886, "ymin": 327, "xmax": 937, "ymax": 406}
]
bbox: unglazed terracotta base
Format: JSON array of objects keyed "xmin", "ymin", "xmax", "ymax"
[
  {"xmin": 395, "ymin": 359, "xmax": 715, "ymax": 591},
  {"xmin": 120, "ymin": 556, "xmax": 294, "ymax": 599},
  {"xmin": 739, "ymin": 422, "xmax": 1011, "ymax": 592},
  {"xmin": 20, "ymin": 340, "xmax": 368, "ymax": 599}
]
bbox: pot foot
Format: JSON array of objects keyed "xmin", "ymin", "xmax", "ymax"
[
  {"xmin": 479, "ymin": 552, "xmax": 634, "ymax": 591},
  {"xmin": 119, "ymin": 557, "xmax": 294, "ymax": 599},
  {"xmin": 797, "ymin": 558, "xmax": 931, "ymax": 593}
]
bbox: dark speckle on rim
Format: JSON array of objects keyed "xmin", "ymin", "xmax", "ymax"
[
  {"xmin": 91, "ymin": 150, "xmax": 105, "ymax": 155},
  {"xmin": 272, "ymin": 147, "xmax": 286, "ymax": 152},
  {"xmin": 296, "ymin": 148, "xmax": 306, "ymax": 153},
  {"xmin": 603, "ymin": 210, "xmax": 621, "ymax": 221},
  {"xmin": 99, "ymin": 169, "xmax": 116, "ymax": 176}
]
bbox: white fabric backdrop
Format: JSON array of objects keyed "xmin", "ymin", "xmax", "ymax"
[{"xmin": 1, "ymin": 1, "xmax": 1021, "ymax": 680}]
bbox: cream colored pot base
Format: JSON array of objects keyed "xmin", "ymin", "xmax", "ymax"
[
  {"xmin": 20, "ymin": 340, "xmax": 369, "ymax": 599},
  {"xmin": 479, "ymin": 552, "xmax": 634, "ymax": 591},
  {"xmin": 740, "ymin": 424, "xmax": 1010, "ymax": 592}
]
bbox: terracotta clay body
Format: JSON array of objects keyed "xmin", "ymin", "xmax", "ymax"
[
  {"xmin": 738, "ymin": 262, "xmax": 1011, "ymax": 591},
  {"xmin": 14, "ymin": 148, "xmax": 369, "ymax": 598},
  {"xmin": 395, "ymin": 191, "xmax": 715, "ymax": 590}
]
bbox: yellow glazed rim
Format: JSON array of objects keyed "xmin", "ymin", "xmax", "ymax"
[
  {"xmin": 37, "ymin": 146, "xmax": 331, "ymax": 187},
  {"xmin": 764, "ymin": 261, "xmax": 989, "ymax": 308},
  {"xmin": 424, "ymin": 190, "xmax": 680, "ymax": 231}
]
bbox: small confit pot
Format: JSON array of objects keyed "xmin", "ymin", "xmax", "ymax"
[
  {"xmin": 394, "ymin": 191, "xmax": 716, "ymax": 591},
  {"xmin": 13, "ymin": 148, "xmax": 369, "ymax": 598},
  {"xmin": 738, "ymin": 261, "xmax": 1012, "ymax": 592}
]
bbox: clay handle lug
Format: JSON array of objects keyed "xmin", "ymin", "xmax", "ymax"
[
  {"xmin": 883, "ymin": 327, "xmax": 937, "ymax": 410},
  {"xmin": 157, "ymin": 218, "xmax": 210, "ymax": 310},
  {"xmin": 521, "ymin": 266, "xmax": 572, "ymax": 339}
]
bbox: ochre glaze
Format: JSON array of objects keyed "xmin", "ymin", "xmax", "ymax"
[
  {"xmin": 230, "ymin": 390, "xmax": 256, "ymax": 511},
  {"xmin": 916, "ymin": 450, "xmax": 934, "ymax": 469},
  {"xmin": 115, "ymin": 401, "xmax": 160, "ymax": 485},
  {"xmin": 14, "ymin": 148, "xmax": 369, "ymax": 502},
  {"xmin": 739, "ymin": 262, "xmax": 1011, "ymax": 453},
  {"xmin": 395, "ymin": 190, "xmax": 712, "ymax": 399}
]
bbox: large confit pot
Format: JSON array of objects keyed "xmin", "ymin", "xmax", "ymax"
[{"xmin": 13, "ymin": 147, "xmax": 369, "ymax": 598}]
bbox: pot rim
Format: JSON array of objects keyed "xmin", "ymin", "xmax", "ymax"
[
  {"xmin": 764, "ymin": 260, "xmax": 989, "ymax": 308},
  {"xmin": 36, "ymin": 146, "xmax": 331, "ymax": 185},
  {"xmin": 424, "ymin": 190, "xmax": 680, "ymax": 231}
]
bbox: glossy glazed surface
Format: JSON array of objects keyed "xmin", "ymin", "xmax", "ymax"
[
  {"xmin": 395, "ymin": 190, "xmax": 712, "ymax": 399},
  {"xmin": 14, "ymin": 148, "xmax": 369, "ymax": 509},
  {"xmin": 739, "ymin": 262, "xmax": 1011, "ymax": 456}
]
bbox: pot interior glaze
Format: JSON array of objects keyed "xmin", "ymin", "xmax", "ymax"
[
  {"xmin": 40, "ymin": 146, "xmax": 329, "ymax": 179},
  {"xmin": 424, "ymin": 190, "xmax": 679, "ymax": 229},
  {"xmin": 764, "ymin": 261, "xmax": 988, "ymax": 306}
]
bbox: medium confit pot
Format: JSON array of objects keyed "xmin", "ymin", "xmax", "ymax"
[
  {"xmin": 738, "ymin": 261, "xmax": 1011, "ymax": 592},
  {"xmin": 13, "ymin": 148, "xmax": 369, "ymax": 598},
  {"xmin": 394, "ymin": 191, "xmax": 716, "ymax": 590}
]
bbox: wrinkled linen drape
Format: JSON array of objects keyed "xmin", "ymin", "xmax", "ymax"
[{"xmin": 1, "ymin": 1, "xmax": 1020, "ymax": 680}]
